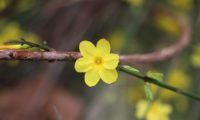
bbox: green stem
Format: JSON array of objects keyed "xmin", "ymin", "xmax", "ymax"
[
  {"xmin": 119, "ymin": 65, "xmax": 200, "ymax": 101},
  {"xmin": 4, "ymin": 38, "xmax": 53, "ymax": 51}
]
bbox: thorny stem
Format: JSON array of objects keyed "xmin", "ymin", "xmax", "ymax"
[{"xmin": 119, "ymin": 65, "xmax": 200, "ymax": 101}]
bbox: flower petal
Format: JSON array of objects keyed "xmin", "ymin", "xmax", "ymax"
[
  {"xmin": 162, "ymin": 104, "xmax": 172, "ymax": 114},
  {"xmin": 96, "ymin": 38, "xmax": 110, "ymax": 54},
  {"xmin": 103, "ymin": 53, "xmax": 119, "ymax": 69},
  {"xmin": 99, "ymin": 69, "xmax": 118, "ymax": 84},
  {"xmin": 75, "ymin": 57, "xmax": 92, "ymax": 72},
  {"xmin": 85, "ymin": 69, "xmax": 100, "ymax": 87},
  {"xmin": 80, "ymin": 40, "xmax": 96, "ymax": 57}
]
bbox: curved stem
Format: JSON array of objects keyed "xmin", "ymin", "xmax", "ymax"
[{"xmin": 119, "ymin": 65, "xmax": 200, "ymax": 101}]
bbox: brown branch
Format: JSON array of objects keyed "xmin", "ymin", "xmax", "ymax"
[{"xmin": 0, "ymin": 50, "xmax": 81, "ymax": 62}]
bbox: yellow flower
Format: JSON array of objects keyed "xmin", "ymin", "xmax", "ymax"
[
  {"xmin": 190, "ymin": 43, "xmax": 200, "ymax": 67},
  {"xmin": 0, "ymin": 0, "xmax": 10, "ymax": 11},
  {"xmin": 0, "ymin": 22, "xmax": 41, "ymax": 45},
  {"xmin": 75, "ymin": 39, "xmax": 119, "ymax": 87},
  {"xmin": 109, "ymin": 30, "xmax": 125, "ymax": 51},
  {"xmin": 17, "ymin": 0, "xmax": 36, "ymax": 12},
  {"xmin": 136, "ymin": 100, "xmax": 172, "ymax": 120},
  {"xmin": 170, "ymin": 0, "xmax": 192, "ymax": 11},
  {"xmin": 154, "ymin": 14, "xmax": 180, "ymax": 36},
  {"xmin": 126, "ymin": 0, "xmax": 144, "ymax": 7}
]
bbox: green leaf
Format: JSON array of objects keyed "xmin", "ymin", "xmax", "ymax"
[
  {"xmin": 146, "ymin": 71, "xmax": 163, "ymax": 81},
  {"xmin": 144, "ymin": 83, "xmax": 153, "ymax": 101},
  {"xmin": 121, "ymin": 65, "xmax": 140, "ymax": 73},
  {"xmin": 4, "ymin": 39, "xmax": 53, "ymax": 51},
  {"xmin": 19, "ymin": 44, "xmax": 31, "ymax": 49}
]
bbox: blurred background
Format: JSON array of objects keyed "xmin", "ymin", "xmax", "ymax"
[{"xmin": 0, "ymin": 0, "xmax": 199, "ymax": 120}]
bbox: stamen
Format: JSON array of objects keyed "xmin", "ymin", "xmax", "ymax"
[{"xmin": 94, "ymin": 57, "xmax": 102, "ymax": 64}]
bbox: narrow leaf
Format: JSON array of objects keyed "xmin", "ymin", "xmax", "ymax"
[
  {"xmin": 146, "ymin": 71, "xmax": 163, "ymax": 81},
  {"xmin": 122, "ymin": 65, "xmax": 140, "ymax": 73},
  {"xmin": 144, "ymin": 83, "xmax": 154, "ymax": 101}
]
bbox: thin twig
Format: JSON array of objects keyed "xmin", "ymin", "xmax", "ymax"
[{"xmin": 119, "ymin": 65, "xmax": 200, "ymax": 101}]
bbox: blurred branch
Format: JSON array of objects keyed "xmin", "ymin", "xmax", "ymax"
[{"xmin": 120, "ymin": 10, "xmax": 192, "ymax": 64}]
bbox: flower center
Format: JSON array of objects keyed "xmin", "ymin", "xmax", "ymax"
[{"xmin": 94, "ymin": 57, "xmax": 103, "ymax": 65}]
